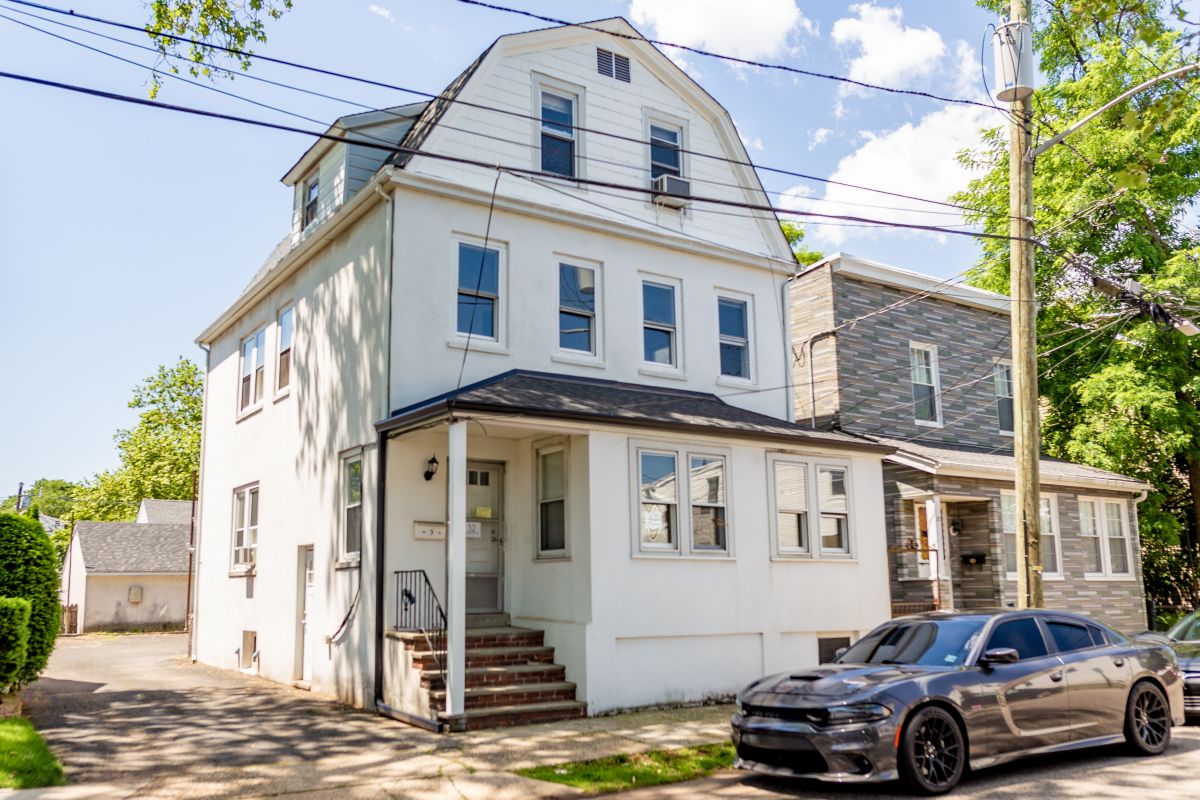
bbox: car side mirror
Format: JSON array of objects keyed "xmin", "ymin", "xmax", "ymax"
[
  {"xmin": 980, "ymin": 647, "xmax": 1019, "ymax": 667},
  {"xmin": 834, "ymin": 646, "xmax": 848, "ymax": 660}
]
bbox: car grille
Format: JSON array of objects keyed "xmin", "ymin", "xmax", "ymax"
[
  {"xmin": 737, "ymin": 743, "xmax": 829, "ymax": 774},
  {"xmin": 1185, "ymin": 696, "xmax": 1200, "ymax": 713}
]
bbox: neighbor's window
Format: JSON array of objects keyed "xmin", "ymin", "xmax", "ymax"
[
  {"xmin": 559, "ymin": 264, "xmax": 596, "ymax": 353},
  {"xmin": 342, "ymin": 457, "xmax": 363, "ymax": 559},
  {"xmin": 773, "ymin": 461, "xmax": 809, "ymax": 554},
  {"xmin": 818, "ymin": 466, "xmax": 850, "ymax": 554},
  {"xmin": 1079, "ymin": 498, "xmax": 1132, "ymax": 577},
  {"xmin": 642, "ymin": 281, "xmax": 677, "ymax": 367},
  {"xmin": 239, "ymin": 328, "xmax": 267, "ymax": 412},
  {"xmin": 1001, "ymin": 493, "xmax": 1060, "ymax": 576},
  {"xmin": 689, "ymin": 455, "xmax": 726, "ymax": 551},
  {"xmin": 456, "ymin": 243, "xmax": 500, "ymax": 339},
  {"xmin": 650, "ymin": 124, "xmax": 682, "ymax": 180},
  {"xmin": 717, "ymin": 297, "xmax": 750, "ymax": 379},
  {"xmin": 302, "ymin": 176, "xmax": 320, "ymax": 229},
  {"xmin": 232, "ymin": 484, "xmax": 259, "ymax": 568},
  {"xmin": 639, "ymin": 450, "xmax": 677, "ymax": 549},
  {"xmin": 540, "ymin": 91, "xmax": 576, "ymax": 178},
  {"xmin": 909, "ymin": 343, "xmax": 940, "ymax": 424},
  {"xmin": 995, "ymin": 361, "xmax": 1014, "ymax": 434},
  {"xmin": 276, "ymin": 306, "xmax": 294, "ymax": 392},
  {"xmin": 538, "ymin": 446, "xmax": 567, "ymax": 555}
]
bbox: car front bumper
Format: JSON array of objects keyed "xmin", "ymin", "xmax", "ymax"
[
  {"xmin": 730, "ymin": 711, "xmax": 899, "ymax": 783},
  {"xmin": 1184, "ymin": 676, "xmax": 1200, "ymax": 718}
]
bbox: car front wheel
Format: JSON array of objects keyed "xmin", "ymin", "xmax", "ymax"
[
  {"xmin": 1125, "ymin": 681, "xmax": 1171, "ymax": 756},
  {"xmin": 899, "ymin": 706, "xmax": 966, "ymax": 796}
]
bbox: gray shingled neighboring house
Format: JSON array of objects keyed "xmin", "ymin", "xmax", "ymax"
[
  {"xmin": 789, "ymin": 253, "xmax": 1152, "ymax": 632},
  {"xmin": 61, "ymin": 499, "xmax": 192, "ymax": 633}
]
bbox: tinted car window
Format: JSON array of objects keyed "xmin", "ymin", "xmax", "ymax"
[
  {"xmin": 1048, "ymin": 621, "xmax": 1094, "ymax": 653},
  {"xmin": 986, "ymin": 618, "xmax": 1049, "ymax": 660},
  {"xmin": 1086, "ymin": 624, "xmax": 1108, "ymax": 646},
  {"xmin": 838, "ymin": 619, "xmax": 985, "ymax": 667}
]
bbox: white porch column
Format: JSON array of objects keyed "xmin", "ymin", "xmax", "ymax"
[
  {"xmin": 924, "ymin": 497, "xmax": 944, "ymax": 608},
  {"xmin": 446, "ymin": 420, "xmax": 468, "ymax": 717}
]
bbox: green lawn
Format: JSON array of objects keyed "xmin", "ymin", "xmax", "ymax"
[
  {"xmin": 517, "ymin": 741, "xmax": 735, "ymax": 794},
  {"xmin": 0, "ymin": 717, "xmax": 65, "ymax": 789}
]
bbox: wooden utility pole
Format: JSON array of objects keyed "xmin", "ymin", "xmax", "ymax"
[{"xmin": 1008, "ymin": 0, "xmax": 1042, "ymax": 608}]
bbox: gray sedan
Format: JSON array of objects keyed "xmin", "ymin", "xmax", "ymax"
[{"xmin": 731, "ymin": 609, "xmax": 1184, "ymax": 795}]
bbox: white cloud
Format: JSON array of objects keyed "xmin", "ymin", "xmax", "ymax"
[
  {"xmin": 808, "ymin": 127, "xmax": 831, "ymax": 150},
  {"xmin": 368, "ymin": 4, "xmax": 393, "ymax": 22},
  {"xmin": 782, "ymin": 105, "xmax": 993, "ymax": 247},
  {"xmin": 629, "ymin": 0, "xmax": 814, "ymax": 60},
  {"xmin": 830, "ymin": 3, "xmax": 946, "ymax": 95}
]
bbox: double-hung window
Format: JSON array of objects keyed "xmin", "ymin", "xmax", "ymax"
[
  {"xmin": 638, "ymin": 451, "xmax": 677, "ymax": 549},
  {"xmin": 636, "ymin": 446, "xmax": 730, "ymax": 555},
  {"xmin": 1079, "ymin": 498, "xmax": 1132, "ymax": 577},
  {"xmin": 689, "ymin": 455, "xmax": 727, "ymax": 550},
  {"xmin": 773, "ymin": 461, "xmax": 808, "ymax": 554},
  {"xmin": 456, "ymin": 242, "xmax": 500, "ymax": 339},
  {"xmin": 276, "ymin": 306, "xmax": 294, "ymax": 393},
  {"xmin": 1001, "ymin": 493, "xmax": 1061, "ymax": 576},
  {"xmin": 649, "ymin": 124, "xmax": 682, "ymax": 180},
  {"xmin": 302, "ymin": 176, "xmax": 319, "ymax": 229},
  {"xmin": 995, "ymin": 361, "xmax": 1014, "ymax": 434},
  {"xmin": 818, "ymin": 467, "xmax": 850, "ymax": 553},
  {"xmin": 342, "ymin": 456, "xmax": 363, "ymax": 559},
  {"xmin": 232, "ymin": 484, "xmax": 259, "ymax": 568},
  {"xmin": 239, "ymin": 328, "xmax": 266, "ymax": 412},
  {"xmin": 559, "ymin": 264, "xmax": 596, "ymax": 354},
  {"xmin": 770, "ymin": 458, "xmax": 854, "ymax": 558},
  {"xmin": 540, "ymin": 91, "xmax": 576, "ymax": 178},
  {"xmin": 642, "ymin": 280, "xmax": 678, "ymax": 367},
  {"xmin": 717, "ymin": 297, "xmax": 750, "ymax": 379},
  {"xmin": 909, "ymin": 343, "xmax": 941, "ymax": 424},
  {"xmin": 537, "ymin": 446, "xmax": 567, "ymax": 556}
]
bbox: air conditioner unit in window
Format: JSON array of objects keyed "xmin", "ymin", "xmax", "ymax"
[{"xmin": 652, "ymin": 174, "xmax": 690, "ymax": 208}]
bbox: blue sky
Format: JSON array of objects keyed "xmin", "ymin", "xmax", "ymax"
[{"xmin": 0, "ymin": 0, "xmax": 1003, "ymax": 490}]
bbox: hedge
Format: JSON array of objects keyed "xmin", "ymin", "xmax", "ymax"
[
  {"xmin": 0, "ymin": 515, "xmax": 58, "ymax": 686},
  {"xmin": 0, "ymin": 598, "xmax": 30, "ymax": 693}
]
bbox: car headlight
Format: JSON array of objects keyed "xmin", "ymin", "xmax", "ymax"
[
  {"xmin": 823, "ymin": 703, "xmax": 893, "ymax": 726},
  {"xmin": 735, "ymin": 696, "xmax": 744, "ymax": 713}
]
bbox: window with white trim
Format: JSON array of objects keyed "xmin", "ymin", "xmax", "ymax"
[
  {"xmin": 689, "ymin": 455, "xmax": 727, "ymax": 551},
  {"xmin": 276, "ymin": 306, "xmax": 294, "ymax": 392},
  {"xmin": 995, "ymin": 360, "xmax": 1013, "ymax": 434},
  {"xmin": 909, "ymin": 343, "xmax": 941, "ymax": 424},
  {"xmin": 717, "ymin": 296, "xmax": 750, "ymax": 379},
  {"xmin": 769, "ymin": 457, "xmax": 854, "ymax": 558},
  {"xmin": 642, "ymin": 280, "xmax": 678, "ymax": 367},
  {"xmin": 638, "ymin": 450, "xmax": 677, "ymax": 549},
  {"xmin": 537, "ymin": 445, "xmax": 567, "ymax": 556},
  {"xmin": 649, "ymin": 124, "xmax": 682, "ymax": 181},
  {"xmin": 232, "ymin": 484, "xmax": 259, "ymax": 568},
  {"xmin": 773, "ymin": 461, "xmax": 809, "ymax": 554},
  {"xmin": 540, "ymin": 91, "xmax": 576, "ymax": 178},
  {"xmin": 818, "ymin": 466, "xmax": 850, "ymax": 553},
  {"xmin": 1001, "ymin": 492, "xmax": 1061, "ymax": 577},
  {"xmin": 302, "ymin": 176, "xmax": 319, "ymax": 229},
  {"xmin": 456, "ymin": 242, "xmax": 501, "ymax": 339},
  {"xmin": 635, "ymin": 445, "xmax": 732, "ymax": 555},
  {"xmin": 1079, "ymin": 497, "xmax": 1132, "ymax": 576},
  {"xmin": 239, "ymin": 328, "xmax": 267, "ymax": 412},
  {"xmin": 559, "ymin": 263, "xmax": 596, "ymax": 354},
  {"xmin": 342, "ymin": 456, "xmax": 363, "ymax": 559}
]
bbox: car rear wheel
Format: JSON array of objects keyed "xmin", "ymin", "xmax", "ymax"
[
  {"xmin": 899, "ymin": 706, "xmax": 966, "ymax": 796},
  {"xmin": 1125, "ymin": 681, "xmax": 1171, "ymax": 756}
]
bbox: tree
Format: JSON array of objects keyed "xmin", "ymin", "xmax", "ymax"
[
  {"xmin": 0, "ymin": 479, "xmax": 81, "ymax": 519},
  {"xmin": 781, "ymin": 221, "xmax": 823, "ymax": 267},
  {"xmin": 74, "ymin": 359, "xmax": 203, "ymax": 521},
  {"xmin": 958, "ymin": 1, "xmax": 1200, "ymax": 604},
  {"xmin": 0, "ymin": 514, "xmax": 59, "ymax": 686}
]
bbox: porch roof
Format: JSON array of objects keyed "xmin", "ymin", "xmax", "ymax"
[
  {"xmin": 877, "ymin": 437, "xmax": 1152, "ymax": 494},
  {"xmin": 378, "ymin": 370, "xmax": 893, "ymax": 453}
]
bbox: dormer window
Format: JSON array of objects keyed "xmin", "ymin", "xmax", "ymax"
[
  {"xmin": 596, "ymin": 48, "xmax": 631, "ymax": 82},
  {"xmin": 650, "ymin": 125, "xmax": 682, "ymax": 180},
  {"xmin": 302, "ymin": 176, "xmax": 320, "ymax": 229},
  {"xmin": 540, "ymin": 91, "xmax": 576, "ymax": 178}
]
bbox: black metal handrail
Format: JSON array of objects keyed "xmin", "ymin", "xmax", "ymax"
[{"xmin": 394, "ymin": 569, "xmax": 446, "ymax": 673}]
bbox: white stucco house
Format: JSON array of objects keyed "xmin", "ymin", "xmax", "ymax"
[{"xmin": 192, "ymin": 18, "xmax": 893, "ymax": 730}]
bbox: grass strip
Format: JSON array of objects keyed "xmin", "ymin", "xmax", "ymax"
[
  {"xmin": 517, "ymin": 741, "xmax": 734, "ymax": 794},
  {"xmin": 0, "ymin": 717, "xmax": 65, "ymax": 789}
]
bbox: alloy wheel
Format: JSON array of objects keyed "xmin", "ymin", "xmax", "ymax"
[
  {"xmin": 1133, "ymin": 686, "xmax": 1169, "ymax": 750},
  {"xmin": 911, "ymin": 714, "xmax": 963, "ymax": 790}
]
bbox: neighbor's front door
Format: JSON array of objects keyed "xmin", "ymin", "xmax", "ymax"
[{"xmin": 466, "ymin": 462, "xmax": 504, "ymax": 613}]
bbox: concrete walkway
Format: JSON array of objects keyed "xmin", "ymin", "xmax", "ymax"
[{"xmin": 6, "ymin": 634, "xmax": 731, "ymax": 799}]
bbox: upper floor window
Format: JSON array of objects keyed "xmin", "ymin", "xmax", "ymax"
[
  {"xmin": 456, "ymin": 242, "xmax": 500, "ymax": 339},
  {"xmin": 995, "ymin": 361, "xmax": 1013, "ymax": 434},
  {"xmin": 537, "ymin": 445, "xmax": 567, "ymax": 557},
  {"xmin": 717, "ymin": 297, "xmax": 750, "ymax": 379},
  {"xmin": 596, "ymin": 48, "xmax": 631, "ymax": 82},
  {"xmin": 909, "ymin": 343, "xmax": 941, "ymax": 425},
  {"xmin": 559, "ymin": 264, "xmax": 596, "ymax": 354},
  {"xmin": 232, "ymin": 484, "xmax": 259, "ymax": 569},
  {"xmin": 302, "ymin": 176, "xmax": 320, "ymax": 229},
  {"xmin": 1001, "ymin": 493, "xmax": 1061, "ymax": 577},
  {"xmin": 276, "ymin": 306, "xmax": 294, "ymax": 393},
  {"xmin": 650, "ymin": 124, "xmax": 682, "ymax": 180},
  {"xmin": 540, "ymin": 91, "xmax": 576, "ymax": 178},
  {"xmin": 342, "ymin": 455, "xmax": 363, "ymax": 560},
  {"xmin": 1079, "ymin": 498, "xmax": 1132, "ymax": 577},
  {"xmin": 239, "ymin": 328, "xmax": 266, "ymax": 412},
  {"xmin": 642, "ymin": 280, "xmax": 678, "ymax": 367}
]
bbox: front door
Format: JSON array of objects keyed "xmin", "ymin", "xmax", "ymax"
[
  {"xmin": 299, "ymin": 546, "xmax": 314, "ymax": 683},
  {"xmin": 466, "ymin": 462, "xmax": 504, "ymax": 613}
]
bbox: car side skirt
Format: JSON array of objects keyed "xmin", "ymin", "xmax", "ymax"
[{"xmin": 970, "ymin": 734, "xmax": 1127, "ymax": 772}]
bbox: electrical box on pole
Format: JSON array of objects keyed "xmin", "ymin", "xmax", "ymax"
[{"xmin": 993, "ymin": 19, "xmax": 1034, "ymax": 102}]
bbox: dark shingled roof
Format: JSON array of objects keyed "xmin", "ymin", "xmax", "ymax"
[
  {"xmin": 74, "ymin": 522, "xmax": 190, "ymax": 574},
  {"xmin": 382, "ymin": 370, "xmax": 892, "ymax": 452},
  {"xmin": 138, "ymin": 499, "xmax": 194, "ymax": 525}
]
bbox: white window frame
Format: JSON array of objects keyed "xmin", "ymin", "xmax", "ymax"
[
  {"xmin": 449, "ymin": 234, "xmax": 508, "ymax": 350},
  {"xmin": 1001, "ymin": 491, "xmax": 1062, "ymax": 580},
  {"xmin": 649, "ymin": 122, "xmax": 683, "ymax": 181},
  {"xmin": 535, "ymin": 441, "xmax": 569, "ymax": 559},
  {"xmin": 231, "ymin": 483, "xmax": 259, "ymax": 572},
  {"xmin": 1078, "ymin": 496, "xmax": 1135, "ymax": 579},
  {"xmin": 340, "ymin": 451, "xmax": 364, "ymax": 562},
  {"xmin": 715, "ymin": 291, "xmax": 754, "ymax": 385},
  {"xmin": 687, "ymin": 452, "xmax": 729, "ymax": 553},
  {"xmin": 639, "ymin": 273, "xmax": 684, "ymax": 376},
  {"xmin": 994, "ymin": 358, "xmax": 1014, "ymax": 436},
  {"xmin": 302, "ymin": 174, "xmax": 320, "ymax": 230},
  {"xmin": 276, "ymin": 305, "xmax": 295, "ymax": 397},
  {"xmin": 909, "ymin": 342, "xmax": 943, "ymax": 427},
  {"xmin": 557, "ymin": 261, "xmax": 599, "ymax": 357},
  {"xmin": 630, "ymin": 440, "xmax": 733, "ymax": 558},
  {"xmin": 238, "ymin": 326, "xmax": 267, "ymax": 416},
  {"xmin": 767, "ymin": 455, "xmax": 855, "ymax": 560},
  {"xmin": 532, "ymin": 74, "xmax": 585, "ymax": 181}
]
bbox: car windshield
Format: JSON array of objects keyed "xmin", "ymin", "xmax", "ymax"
[
  {"xmin": 1168, "ymin": 611, "xmax": 1200, "ymax": 642},
  {"xmin": 837, "ymin": 618, "xmax": 986, "ymax": 667}
]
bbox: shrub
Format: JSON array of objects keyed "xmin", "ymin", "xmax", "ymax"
[
  {"xmin": 0, "ymin": 599, "xmax": 30, "ymax": 693},
  {"xmin": 0, "ymin": 515, "xmax": 58, "ymax": 686}
]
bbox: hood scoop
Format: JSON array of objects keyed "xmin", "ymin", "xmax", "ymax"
[{"xmin": 787, "ymin": 673, "xmax": 822, "ymax": 681}]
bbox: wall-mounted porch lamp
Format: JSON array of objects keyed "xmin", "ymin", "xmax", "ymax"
[{"xmin": 423, "ymin": 456, "xmax": 439, "ymax": 481}]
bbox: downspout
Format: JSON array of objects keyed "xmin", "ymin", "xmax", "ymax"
[
  {"xmin": 372, "ymin": 178, "xmax": 394, "ymax": 710},
  {"xmin": 191, "ymin": 341, "xmax": 212, "ymax": 662},
  {"xmin": 781, "ymin": 275, "xmax": 796, "ymax": 423},
  {"xmin": 807, "ymin": 330, "xmax": 837, "ymax": 429}
]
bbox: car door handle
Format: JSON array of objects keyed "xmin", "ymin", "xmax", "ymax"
[
  {"xmin": 1050, "ymin": 670, "xmax": 1064, "ymax": 682},
  {"xmin": 1113, "ymin": 658, "xmax": 1125, "ymax": 667}
]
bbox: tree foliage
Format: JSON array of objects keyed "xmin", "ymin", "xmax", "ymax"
[
  {"xmin": 0, "ymin": 514, "xmax": 58, "ymax": 687},
  {"xmin": 781, "ymin": 222, "xmax": 823, "ymax": 267},
  {"xmin": 959, "ymin": 1, "xmax": 1200, "ymax": 603},
  {"xmin": 0, "ymin": 479, "xmax": 81, "ymax": 519},
  {"xmin": 74, "ymin": 359, "xmax": 203, "ymax": 522},
  {"xmin": 0, "ymin": 598, "xmax": 31, "ymax": 694}
]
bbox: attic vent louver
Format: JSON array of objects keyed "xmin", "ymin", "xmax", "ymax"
[{"xmin": 597, "ymin": 48, "xmax": 631, "ymax": 82}]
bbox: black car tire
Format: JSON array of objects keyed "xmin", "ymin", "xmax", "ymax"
[
  {"xmin": 899, "ymin": 705, "xmax": 966, "ymax": 796},
  {"xmin": 1124, "ymin": 680, "xmax": 1171, "ymax": 756}
]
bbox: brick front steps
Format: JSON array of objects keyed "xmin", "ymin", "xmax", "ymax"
[{"xmin": 393, "ymin": 614, "xmax": 585, "ymax": 731}]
